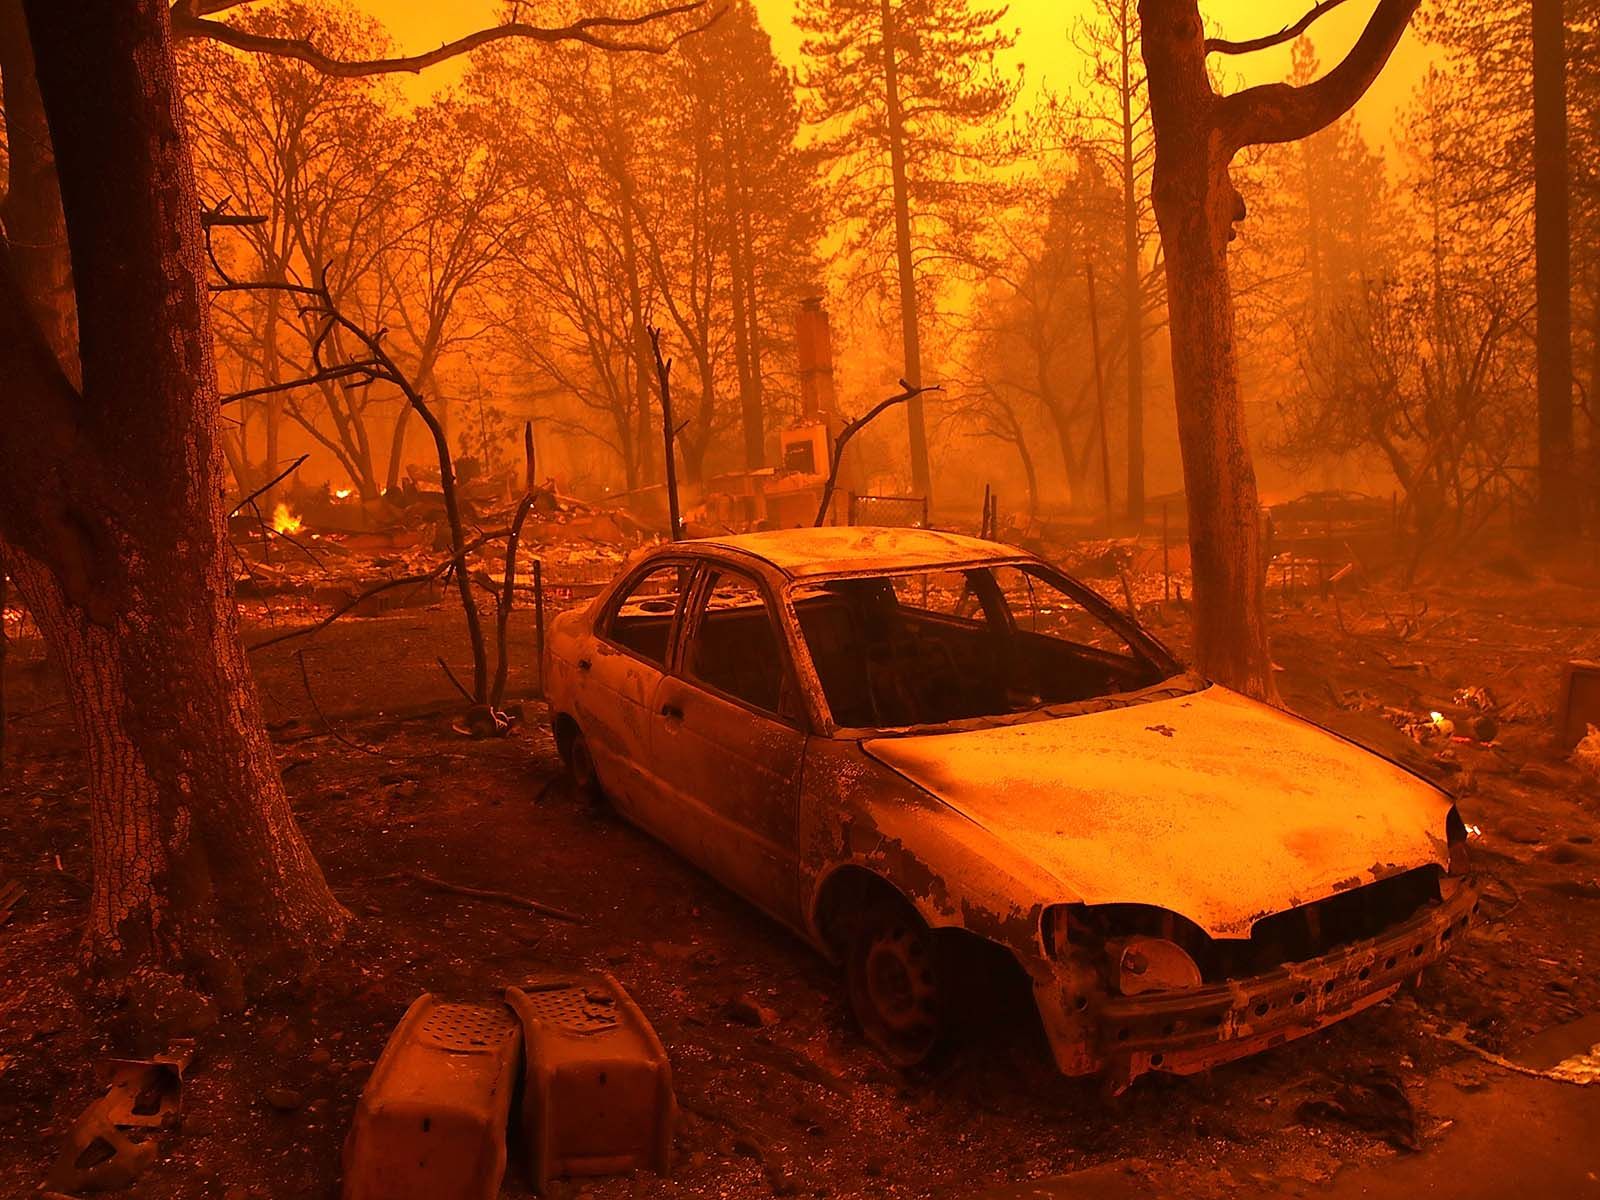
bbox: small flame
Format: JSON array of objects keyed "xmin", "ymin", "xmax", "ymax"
[
  {"xmin": 271, "ymin": 502, "xmax": 302, "ymax": 535},
  {"xmin": 334, "ymin": 487, "xmax": 353, "ymax": 500}
]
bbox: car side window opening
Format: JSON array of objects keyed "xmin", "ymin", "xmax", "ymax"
[
  {"xmin": 685, "ymin": 570, "xmax": 791, "ymax": 718},
  {"xmin": 792, "ymin": 565, "xmax": 1165, "ymax": 729},
  {"xmin": 605, "ymin": 563, "xmax": 693, "ymax": 667}
]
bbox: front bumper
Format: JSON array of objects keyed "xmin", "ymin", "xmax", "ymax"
[{"xmin": 1093, "ymin": 875, "xmax": 1481, "ymax": 1092}]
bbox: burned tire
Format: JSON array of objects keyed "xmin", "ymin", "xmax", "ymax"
[
  {"xmin": 565, "ymin": 727, "xmax": 604, "ymax": 805},
  {"xmin": 845, "ymin": 894, "xmax": 946, "ymax": 1067}
]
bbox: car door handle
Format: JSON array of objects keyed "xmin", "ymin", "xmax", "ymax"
[
  {"xmin": 659, "ymin": 702, "xmax": 684, "ymax": 721},
  {"xmin": 577, "ymin": 658, "xmax": 592, "ymax": 671}
]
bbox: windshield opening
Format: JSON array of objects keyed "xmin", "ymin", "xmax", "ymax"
[{"xmin": 791, "ymin": 563, "xmax": 1176, "ymax": 731}]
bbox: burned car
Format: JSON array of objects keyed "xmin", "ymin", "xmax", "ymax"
[{"xmin": 544, "ymin": 527, "xmax": 1478, "ymax": 1090}]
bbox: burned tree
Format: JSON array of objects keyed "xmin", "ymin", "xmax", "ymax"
[
  {"xmin": 0, "ymin": 0, "xmax": 707, "ymax": 1005},
  {"xmin": 1138, "ymin": 0, "xmax": 1421, "ymax": 699},
  {"xmin": 0, "ymin": 0, "xmax": 346, "ymax": 997}
]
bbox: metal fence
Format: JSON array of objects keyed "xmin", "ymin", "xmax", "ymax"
[{"xmin": 847, "ymin": 493, "xmax": 930, "ymax": 529}]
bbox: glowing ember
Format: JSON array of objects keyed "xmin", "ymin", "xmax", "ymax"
[
  {"xmin": 334, "ymin": 487, "xmax": 353, "ymax": 500},
  {"xmin": 271, "ymin": 502, "xmax": 303, "ymax": 535},
  {"xmin": 1466, "ymin": 823, "xmax": 1483, "ymax": 838}
]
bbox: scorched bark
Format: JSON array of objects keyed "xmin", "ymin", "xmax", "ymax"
[{"xmin": 0, "ymin": 0, "xmax": 345, "ymax": 996}]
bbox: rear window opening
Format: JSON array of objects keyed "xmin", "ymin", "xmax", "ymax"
[{"xmin": 791, "ymin": 564, "xmax": 1176, "ymax": 731}]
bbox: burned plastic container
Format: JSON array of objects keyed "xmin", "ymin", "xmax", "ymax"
[
  {"xmin": 342, "ymin": 994, "xmax": 522, "ymax": 1200},
  {"xmin": 505, "ymin": 973, "xmax": 675, "ymax": 1192}
]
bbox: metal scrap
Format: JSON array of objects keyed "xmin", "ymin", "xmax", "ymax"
[{"xmin": 45, "ymin": 1042, "xmax": 191, "ymax": 1192}]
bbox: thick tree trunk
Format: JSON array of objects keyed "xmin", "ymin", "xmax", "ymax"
[
  {"xmin": 1140, "ymin": 0, "xmax": 1275, "ymax": 700},
  {"xmin": 0, "ymin": 0, "xmax": 345, "ymax": 996},
  {"xmin": 1139, "ymin": 0, "xmax": 1416, "ymax": 698},
  {"xmin": 1119, "ymin": 0, "xmax": 1146, "ymax": 524},
  {"xmin": 1533, "ymin": 0, "xmax": 1576, "ymax": 536},
  {"xmin": 880, "ymin": 0, "xmax": 932, "ymax": 501}
]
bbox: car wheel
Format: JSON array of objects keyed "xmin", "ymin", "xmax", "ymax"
[
  {"xmin": 845, "ymin": 895, "xmax": 945, "ymax": 1067},
  {"xmin": 567, "ymin": 727, "xmax": 604, "ymax": 804}
]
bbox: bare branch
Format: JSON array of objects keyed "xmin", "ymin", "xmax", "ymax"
[
  {"xmin": 813, "ymin": 382, "xmax": 940, "ymax": 527},
  {"xmin": 649, "ymin": 326, "xmax": 683, "ymax": 540},
  {"xmin": 229, "ymin": 453, "xmax": 307, "ymax": 517},
  {"xmin": 1217, "ymin": 0, "xmax": 1421, "ymax": 149},
  {"xmin": 171, "ymin": 3, "xmax": 719, "ymax": 76},
  {"xmin": 1204, "ymin": 0, "xmax": 1354, "ymax": 56},
  {"xmin": 219, "ymin": 363, "xmax": 380, "ymax": 405}
]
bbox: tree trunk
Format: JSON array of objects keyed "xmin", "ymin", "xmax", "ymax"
[
  {"xmin": 1119, "ymin": 0, "xmax": 1146, "ymax": 524},
  {"xmin": 1013, "ymin": 431, "xmax": 1039, "ymax": 521},
  {"xmin": 722, "ymin": 122, "xmax": 764, "ymax": 471},
  {"xmin": 386, "ymin": 398, "xmax": 414, "ymax": 495},
  {"xmin": 1533, "ymin": 0, "xmax": 1576, "ymax": 536},
  {"xmin": 880, "ymin": 0, "xmax": 932, "ymax": 501},
  {"xmin": 0, "ymin": 0, "xmax": 345, "ymax": 997},
  {"xmin": 1140, "ymin": 0, "xmax": 1275, "ymax": 699},
  {"xmin": 1591, "ymin": 265, "xmax": 1600, "ymax": 523}
]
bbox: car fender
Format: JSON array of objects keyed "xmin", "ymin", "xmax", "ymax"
[{"xmin": 799, "ymin": 736, "xmax": 1075, "ymax": 980}]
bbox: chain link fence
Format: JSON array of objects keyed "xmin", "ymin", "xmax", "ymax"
[{"xmin": 847, "ymin": 493, "xmax": 930, "ymax": 529}]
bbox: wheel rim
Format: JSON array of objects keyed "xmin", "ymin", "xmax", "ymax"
[{"xmin": 852, "ymin": 918, "xmax": 941, "ymax": 1065}]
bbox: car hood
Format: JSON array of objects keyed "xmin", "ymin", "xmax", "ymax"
[{"xmin": 861, "ymin": 685, "xmax": 1453, "ymax": 939}]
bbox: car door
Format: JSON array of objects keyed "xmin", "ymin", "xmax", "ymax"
[
  {"xmin": 647, "ymin": 564, "xmax": 807, "ymax": 923},
  {"xmin": 575, "ymin": 559, "xmax": 697, "ymax": 816}
]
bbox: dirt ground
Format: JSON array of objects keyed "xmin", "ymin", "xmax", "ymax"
[{"xmin": 2, "ymin": 541, "xmax": 1599, "ymax": 1199}]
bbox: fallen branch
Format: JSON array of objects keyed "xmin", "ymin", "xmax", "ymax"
[
  {"xmin": 436, "ymin": 656, "xmax": 474, "ymax": 704},
  {"xmin": 372, "ymin": 869, "xmax": 584, "ymax": 924},
  {"xmin": 296, "ymin": 649, "xmax": 387, "ymax": 757}
]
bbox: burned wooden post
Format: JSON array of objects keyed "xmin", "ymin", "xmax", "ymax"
[
  {"xmin": 648, "ymin": 326, "xmax": 683, "ymax": 541},
  {"xmin": 533, "ymin": 558, "xmax": 545, "ymax": 697}
]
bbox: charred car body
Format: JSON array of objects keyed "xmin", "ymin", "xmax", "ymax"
[{"xmin": 544, "ymin": 527, "xmax": 1478, "ymax": 1090}]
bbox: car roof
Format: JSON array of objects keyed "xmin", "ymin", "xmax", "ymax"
[{"xmin": 683, "ymin": 526, "xmax": 1026, "ymax": 580}]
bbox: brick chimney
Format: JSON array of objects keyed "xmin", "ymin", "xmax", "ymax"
[{"xmin": 795, "ymin": 297, "xmax": 837, "ymax": 423}]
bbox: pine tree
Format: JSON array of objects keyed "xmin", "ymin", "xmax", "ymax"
[
  {"xmin": 796, "ymin": 0, "xmax": 1019, "ymax": 501},
  {"xmin": 1423, "ymin": 0, "xmax": 1600, "ymax": 533}
]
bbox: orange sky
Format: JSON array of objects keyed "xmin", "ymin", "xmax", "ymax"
[{"xmin": 361, "ymin": 0, "xmax": 1433, "ymax": 148}]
